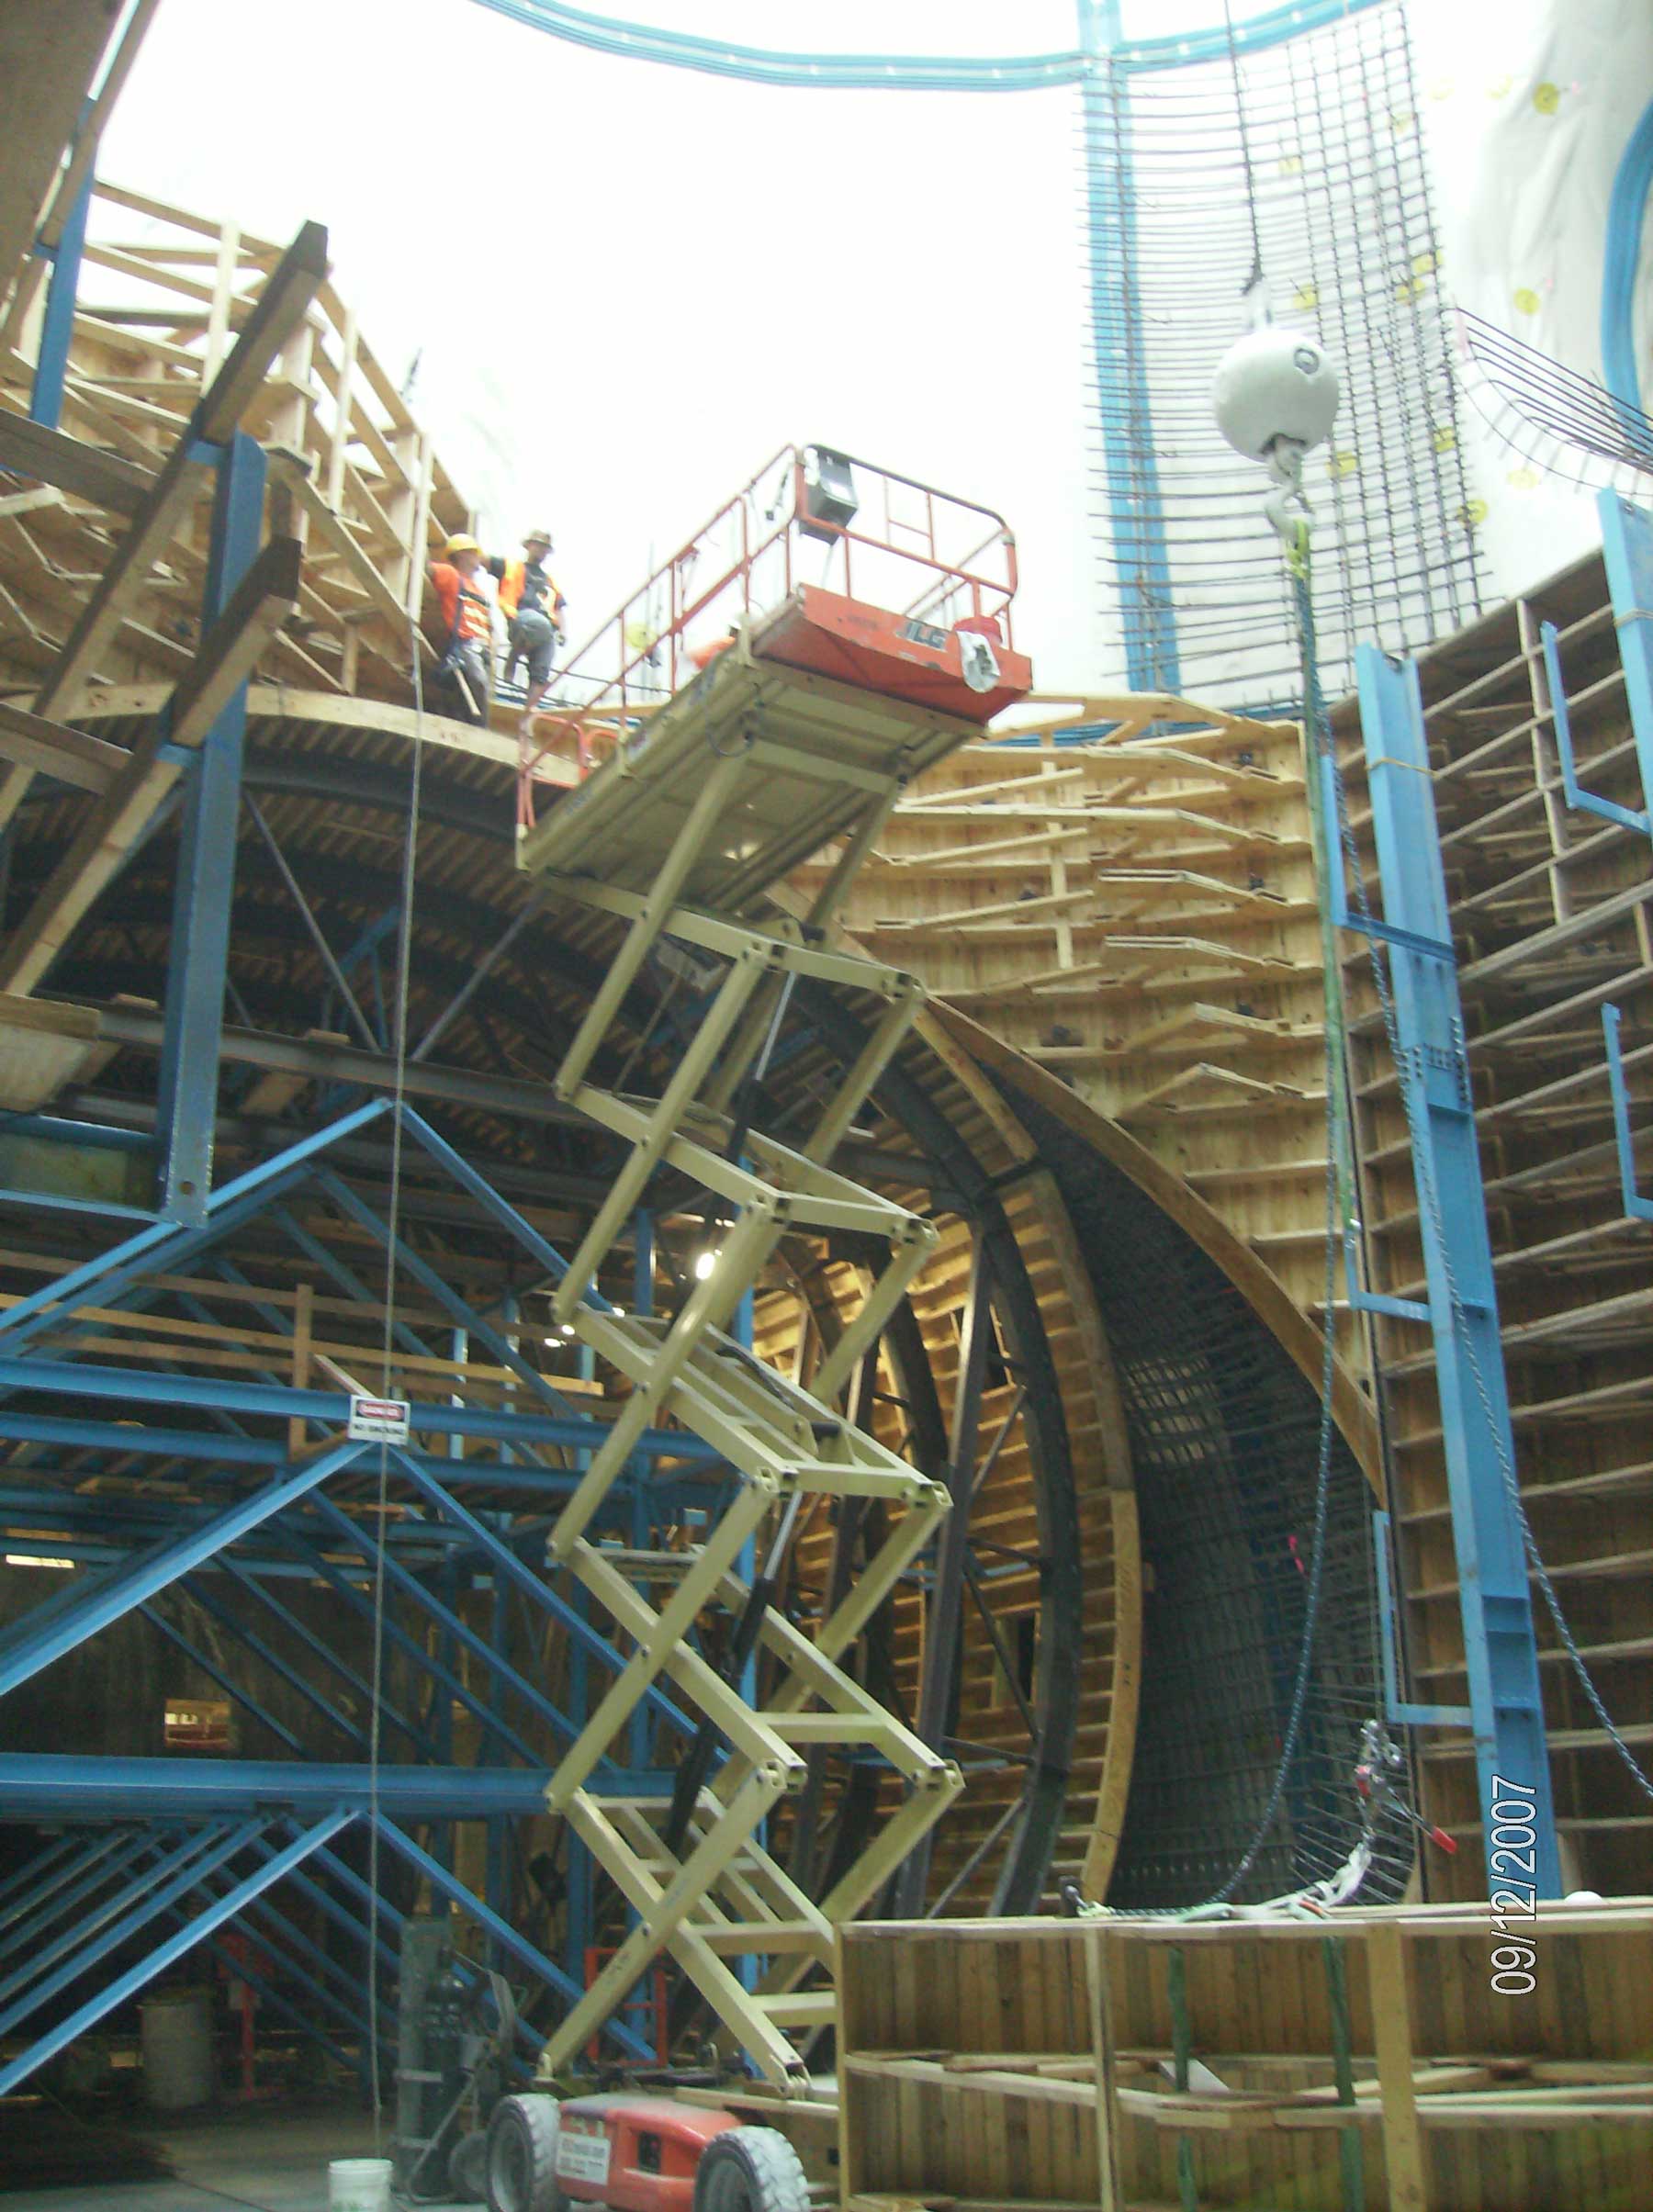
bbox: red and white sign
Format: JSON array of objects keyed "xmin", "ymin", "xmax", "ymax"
[{"xmin": 347, "ymin": 1395, "xmax": 410, "ymax": 1443}]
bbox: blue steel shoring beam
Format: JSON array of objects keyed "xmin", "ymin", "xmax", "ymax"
[
  {"xmin": 0, "ymin": 1436, "xmax": 367, "ymax": 1698},
  {"xmin": 0, "ymin": 1819, "xmax": 260, "ymax": 2029},
  {"xmin": 0, "ymin": 1754, "xmax": 562, "ymax": 1822},
  {"xmin": 0, "ymin": 1827, "xmax": 92, "ymax": 1919},
  {"xmin": 27, "ymin": 140, "xmax": 93, "ymax": 431},
  {"xmin": 266, "ymin": 1525, "xmax": 547, "ymax": 1769},
  {"xmin": 0, "ymin": 1810, "xmax": 349, "ymax": 2098},
  {"xmin": 0, "ymin": 1355, "xmax": 719, "ymax": 1460},
  {"xmin": 1354, "ymin": 646, "xmax": 1560, "ymax": 1897},
  {"xmin": 141, "ymin": 1600, "xmax": 307, "ymax": 1754},
  {"xmin": 184, "ymin": 1850, "xmax": 396, "ymax": 2049},
  {"xmin": 176, "ymin": 1574, "xmax": 369, "ymax": 1751},
  {"xmin": 0, "ymin": 1826, "xmax": 164, "ymax": 1971},
  {"xmin": 311, "ymin": 1163, "xmax": 589, "ymax": 1424},
  {"xmin": 389, "ymin": 1451, "xmax": 695, "ymax": 1745},
  {"xmin": 370, "ymin": 1813, "xmax": 656, "ymax": 2062},
  {"xmin": 305, "ymin": 1493, "xmax": 585, "ymax": 1756},
  {"xmin": 0, "ymin": 1096, "xmax": 389, "ymax": 1343},
  {"xmin": 298, "ymin": 1836, "xmax": 545, "ymax": 2073},
  {"xmin": 216, "ymin": 1554, "xmax": 435, "ymax": 1759},
  {"xmin": 155, "ymin": 431, "xmax": 267, "ymax": 1223}
]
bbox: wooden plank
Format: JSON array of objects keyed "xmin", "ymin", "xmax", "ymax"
[
  {"xmin": 0, "ymin": 2, "xmax": 122, "ymax": 307},
  {"xmin": 1367, "ymin": 1926, "xmax": 1429, "ymax": 2211},
  {"xmin": 0, "ymin": 533, "xmax": 302, "ymax": 993},
  {"xmin": 0, "ymin": 410, "xmax": 153, "ymax": 517},
  {"xmin": 1085, "ymin": 1928, "xmax": 1123, "ymax": 2212},
  {"xmin": 0, "ymin": 699, "xmax": 124, "ymax": 793},
  {"xmin": 0, "ymin": 217, "xmax": 326, "ymax": 821}
]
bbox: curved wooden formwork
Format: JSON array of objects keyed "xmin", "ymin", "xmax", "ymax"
[{"xmin": 0, "ymin": 161, "xmax": 1403, "ymax": 1959}]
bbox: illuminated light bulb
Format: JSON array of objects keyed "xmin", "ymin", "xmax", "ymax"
[{"xmin": 693, "ymin": 1248, "xmax": 719, "ymax": 1281}]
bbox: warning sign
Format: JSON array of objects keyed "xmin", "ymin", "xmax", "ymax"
[
  {"xmin": 555, "ymin": 2125, "xmax": 612, "ymax": 2185},
  {"xmin": 347, "ymin": 1395, "xmax": 410, "ymax": 1443}
]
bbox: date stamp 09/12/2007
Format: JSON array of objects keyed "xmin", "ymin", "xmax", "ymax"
[{"xmin": 1488, "ymin": 1776, "xmax": 1539, "ymax": 1994}]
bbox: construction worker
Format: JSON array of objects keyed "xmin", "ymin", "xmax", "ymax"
[
  {"xmin": 426, "ymin": 533, "xmax": 494, "ymax": 724},
  {"xmin": 492, "ymin": 527, "xmax": 567, "ymax": 730}
]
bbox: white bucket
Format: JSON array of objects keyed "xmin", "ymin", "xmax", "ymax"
[
  {"xmin": 139, "ymin": 1988, "xmax": 213, "ymax": 2110},
  {"xmin": 327, "ymin": 2157, "xmax": 393, "ymax": 2212}
]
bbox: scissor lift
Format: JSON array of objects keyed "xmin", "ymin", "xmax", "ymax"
[{"xmin": 515, "ymin": 451, "xmax": 1029, "ymax": 2090}]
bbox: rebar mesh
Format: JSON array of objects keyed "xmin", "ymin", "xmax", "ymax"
[
  {"xmin": 998, "ymin": 1078, "xmax": 1413, "ymax": 1910},
  {"xmin": 1083, "ymin": 0, "xmax": 1483, "ymax": 707}
]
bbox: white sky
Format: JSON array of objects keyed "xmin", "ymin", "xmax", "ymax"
[{"xmin": 95, "ymin": 1, "xmax": 1652, "ymax": 693}]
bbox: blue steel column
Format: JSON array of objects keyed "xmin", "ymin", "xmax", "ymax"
[
  {"xmin": 1077, "ymin": 0, "xmax": 1181, "ymax": 691},
  {"xmin": 28, "ymin": 156, "xmax": 93, "ymax": 431},
  {"xmin": 1355, "ymin": 645, "xmax": 1560, "ymax": 1896},
  {"xmin": 155, "ymin": 430, "xmax": 266, "ymax": 1222}
]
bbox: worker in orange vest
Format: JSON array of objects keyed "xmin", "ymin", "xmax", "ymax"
[
  {"xmin": 492, "ymin": 527, "xmax": 567, "ymax": 731},
  {"xmin": 426, "ymin": 533, "xmax": 494, "ymax": 724}
]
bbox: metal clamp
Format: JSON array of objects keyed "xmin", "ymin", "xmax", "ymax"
[
  {"xmin": 1319, "ymin": 754, "xmax": 1456, "ymax": 961},
  {"xmin": 1374, "ymin": 1510, "xmax": 1472, "ymax": 1729},
  {"xmin": 1602, "ymin": 1001, "xmax": 1653, "ymax": 1222},
  {"xmin": 1542, "ymin": 619, "xmax": 1651, "ymax": 836}
]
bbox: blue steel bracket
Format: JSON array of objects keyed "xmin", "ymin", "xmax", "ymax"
[
  {"xmin": 1599, "ymin": 488, "xmax": 1653, "ymax": 803},
  {"xmin": 1318, "ymin": 753, "xmax": 1456, "ymax": 962},
  {"xmin": 1602, "ymin": 1002, "xmax": 1653, "ymax": 1222},
  {"xmin": 1374, "ymin": 1510, "xmax": 1473, "ymax": 1729},
  {"xmin": 1542, "ymin": 618, "xmax": 1651, "ymax": 835},
  {"xmin": 1342, "ymin": 1227, "xmax": 1430, "ymax": 1324}
]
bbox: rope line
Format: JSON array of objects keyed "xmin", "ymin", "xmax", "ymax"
[{"xmin": 365, "ymin": 611, "xmax": 431, "ymax": 2135}]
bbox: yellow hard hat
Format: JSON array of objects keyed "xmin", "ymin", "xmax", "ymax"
[{"xmin": 444, "ymin": 533, "xmax": 483, "ymax": 558}]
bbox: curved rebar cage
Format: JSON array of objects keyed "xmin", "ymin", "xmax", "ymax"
[{"xmin": 1085, "ymin": 0, "xmax": 1485, "ymax": 710}]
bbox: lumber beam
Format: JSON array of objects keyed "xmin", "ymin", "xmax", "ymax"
[
  {"xmin": 0, "ymin": 411, "xmax": 152, "ymax": 518},
  {"xmin": 0, "ymin": 534, "xmax": 302, "ymax": 994},
  {"xmin": 0, "ymin": 219, "xmax": 326, "ymax": 833},
  {"xmin": 0, "ymin": 701, "xmax": 124, "ymax": 794},
  {"xmin": 0, "ymin": 3, "xmax": 124, "ymax": 312}
]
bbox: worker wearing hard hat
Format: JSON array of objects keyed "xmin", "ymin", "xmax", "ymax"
[
  {"xmin": 426, "ymin": 533, "xmax": 494, "ymax": 724},
  {"xmin": 492, "ymin": 528, "xmax": 568, "ymax": 730}
]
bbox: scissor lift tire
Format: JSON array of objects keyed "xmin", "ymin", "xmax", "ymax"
[
  {"xmin": 692, "ymin": 2126, "xmax": 812, "ymax": 2212},
  {"xmin": 486, "ymin": 2093, "xmax": 568, "ymax": 2212}
]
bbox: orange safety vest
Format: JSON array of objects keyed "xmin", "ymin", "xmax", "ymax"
[
  {"xmin": 499, "ymin": 558, "xmax": 561, "ymax": 625},
  {"xmin": 432, "ymin": 562, "xmax": 492, "ymax": 645}
]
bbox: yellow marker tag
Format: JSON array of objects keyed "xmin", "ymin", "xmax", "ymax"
[
  {"xmin": 1457, "ymin": 500, "xmax": 1489, "ymax": 530},
  {"xmin": 1432, "ymin": 424, "xmax": 1457, "ymax": 454},
  {"xmin": 1507, "ymin": 466, "xmax": 1541, "ymax": 491},
  {"xmin": 1412, "ymin": 250, "xmax": 1438, "ymax": 278},
  {"xmin": 1512, "ymin": 286, "xmax": 1541, "ymax": 317},
  {"xmin": 1331, "ymin": 450, "xmax": 1358, "ymax": 479},
  {"xmin": 1294, "ymin": 281, "xmax": 1320, "ymax": 310},
  {"xmin": 1533, "ymin": 81, "xmax": 1560, "ymax": 114}
]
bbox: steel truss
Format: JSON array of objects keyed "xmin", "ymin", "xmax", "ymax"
[{"xmin": 0, "ymin": 628, "xmax": 1005, "ymax": 2097}]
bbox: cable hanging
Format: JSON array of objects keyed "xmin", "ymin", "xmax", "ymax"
[{"xmin": 365, "ymin": 608, "xmax": 432, "ymax": 2133}]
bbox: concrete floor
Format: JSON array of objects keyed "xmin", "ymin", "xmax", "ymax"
[{"xmin": 0, "ymin": 2106, "xmax": 478, "ymax": 2212}]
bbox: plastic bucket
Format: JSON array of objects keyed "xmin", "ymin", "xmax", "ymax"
[
  {"xmin": 139, "ymin": 1988, "xmax": 213, "ymax": 2110},
  {"xmin": 327, "ymin": 2158, "xmax": 393, "ymax": 2212}
]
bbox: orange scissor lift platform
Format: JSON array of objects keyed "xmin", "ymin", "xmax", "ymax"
[
  {"xmin": 517, "ymin": 580, "xmax": 1030, "ymax": 904},
  {"xmin": 510, "ymin": 449, "xmax": 1028, "ymax": 2093}
]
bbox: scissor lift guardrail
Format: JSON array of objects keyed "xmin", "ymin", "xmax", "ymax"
[{"xmin": 518, "ymin": 604, "xmax": 1027, "ymax": 2091}]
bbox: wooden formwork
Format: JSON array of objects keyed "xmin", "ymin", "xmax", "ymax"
[{"xmin": 838, "ymin": 1904, "xmax": 1653, "ymax": 2210}]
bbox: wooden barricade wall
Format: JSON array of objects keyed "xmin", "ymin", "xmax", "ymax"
[{"xmin": 838, "ymin": 1906, "xmax": 1653, "ymax": 2211}]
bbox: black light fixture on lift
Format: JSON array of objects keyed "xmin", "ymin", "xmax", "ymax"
[{"xmin": 799, "ymin": 444, "xmax": 859, "ymax": 542}]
